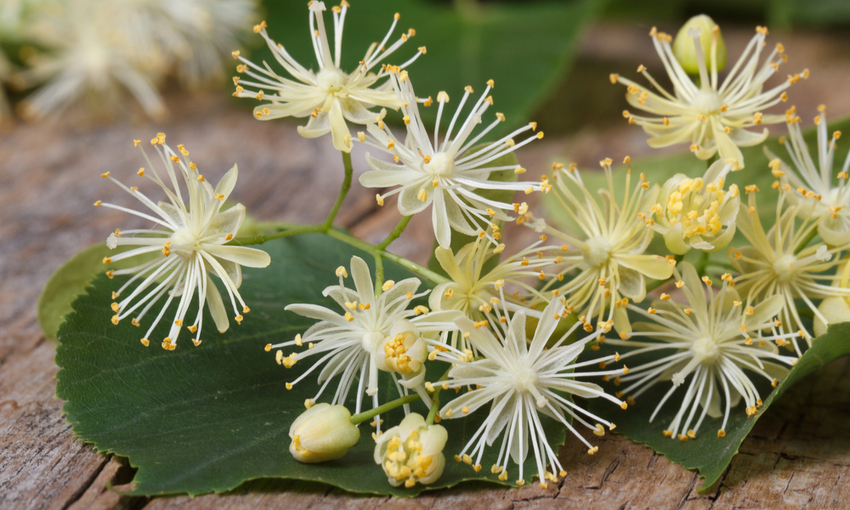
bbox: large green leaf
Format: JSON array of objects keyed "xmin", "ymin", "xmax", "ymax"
[
  {"xmin": 250, "ymin": 0, "xmax": 600, "ymax": 134},
  {"xmin": 585, "ymin": 322, "xmax": 850, "ymax": 493},
  {"xmin": 55, "ymin": 232, "xmax": 565, "ymax": 497}
]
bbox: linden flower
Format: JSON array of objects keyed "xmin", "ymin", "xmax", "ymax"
[
  {"xmin": 359, "ymin": 71, "xmax": 547, "ymax": 248},
  {"xmin": 650, "ymin": 159, "xmax": 740, "ymax": 254},
  {"xmin": 605, "ymin": 262, "xmax": 797, "ymax": 441},
  {"xmin": 99, "ymin": 134, "xmax": 271, "ymax": 350},
  {"xmin": 766, "ymin": 106, "xmax": 850, "ymax": 246},
  {"xmin": 16, "ymin": 1, "xmax": 167, "ymax": 120},
  {"xmin": 534, "ymin": 159, "xmax": 674, "ymax": 334},
  {"xmin": 429, "ymin": 236, "xmax": 560, "ymax": 350},
  {"xmin": 267, "ymin": 256, "xmax": 460, "ymax": 425},
  {"xmin": 613, "ymin": 24, "xmax": 805, "ymax": 170},
  {"xmin": 729, "ymin": 189, "xmax": 850, "ymax": 353},
  {"xmin": 232, "ymin": 1, "xmax": 424, "ymax": 152},
  {"xmin": 433, "ymin": 295, "xmax": 627, "ymax": 488},
  {"xmin": 374, "ymin": 413, "xmax": 448, "ymax": 488}
]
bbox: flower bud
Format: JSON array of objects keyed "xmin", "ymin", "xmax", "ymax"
[
  {"xmin": 289, "ymin": 403, "xmax": 360, "ymax": 463},
  {"xmin": 814, "ymin": 296, "xmax": 850, "ymax": 338},
  {"xmin": 673, "ymin": 15, "xmax": 727, "ymax": 75},
  {"xmin": 374, "ymin": 413, "xmax": 447, "ymax": 488},
  {"xmin": 375, "ymin": 320, "xmax": 428, "ymax": 389}
]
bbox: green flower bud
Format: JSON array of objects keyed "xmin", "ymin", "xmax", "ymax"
[
  {"xmin": 289, "ymin": 403, "xmax": 360, "ymax": 463},
  {"xmin": 673, "ymin": 15, "xmax": 727, "ymax": 75}
]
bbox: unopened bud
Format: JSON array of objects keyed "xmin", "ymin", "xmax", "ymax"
[
  {"xmin": 673, "ymin": 15, "xmax": 727, "ymax": 75},
  {"xmin": 289, "ymin": 403, "xmax": 360, "ymax": 463}
]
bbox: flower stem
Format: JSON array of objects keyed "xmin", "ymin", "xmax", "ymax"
[
  {"xmin": 426, "ymin": 367, "xmax": 452, "ymax": 425},
  {"xmin": 349, "ymin": 394, "xmax": 421, "ymax": 425},
  {"xmin": 377, "ymin": 215, "xmax": 413, "ymax": 251},
  {"xmin": 374, "ymin": 215, "xmax": 414, "ymax": 292},
  {"xmin": 323, "ymin": 151, "xmax": 353, "ymax": 229}
]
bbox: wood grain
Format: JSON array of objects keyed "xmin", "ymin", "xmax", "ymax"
[{"xmin": 2, "ymin": 23, "xmax": 850, "ymax": 510}]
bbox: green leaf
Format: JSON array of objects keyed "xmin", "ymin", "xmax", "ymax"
[
  {"xmin": 252, "ymin": 0, "xmax": 600, "ymax": 134},
  {"xmin": 55, "ymin": 232, "xmax": 565, "ymax": 497},
  {"xmin": 38, "ymin": 244, "xmax": 152, "ymax": 343},
  {"xmin": 427, "ymin": 146, "xmax": 519, "ymax": 278},
  {"xmin": 585, "ymin": 322, "xmax": 850, "ymax": 493}
]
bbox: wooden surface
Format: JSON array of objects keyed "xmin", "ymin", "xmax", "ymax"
[{"xmin": 2, "ymin": 23, "xmax": 850, "ymax": 510}]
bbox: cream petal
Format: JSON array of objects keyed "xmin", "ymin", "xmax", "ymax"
[
  {"xmin": 297, "ymin": 110, "xmax": 331, "ymax": 138},
  {"xmin": 398, "ymin": 181, "xmax": 430, "ymax": 216},
  {"xmin": 432, "ymin": 192, "xmax": 452, "ymax": 249},
  {"xmin": 211, "ymin": 203, "xmax": 247, "ymax": 238},
  {"xmin": 349, "ymin": 256, "xmax": 375, "ymax": 305},
  {"xmin": 617, "ymin": 266, "xmax": 646, "ymax": 302},
  {"xmin": 206, "ymin": 276, "xmax": 230, "ymax": 333},
  {"xmin": 214, "ymin": 164, "xmax": 239, "ymax": 203},
  {"xmin": 359, "ymin": 169, "xmax": 419, "ymax": 188},
  {"xmin": 679, "ymin": 262, "xmax": 706, "ymax": 313},
  {"xmin": 327, "ymin": 99, "xmax": 353, "ymax": 153},
  {"xmin": 617, "ymin": 254, "xmax": 674, "ymax": 280},
  {"xmin": 814, "ymin": 296, "xmax": 850, "ymax": 337},
  {"xmin": 727, "ymin": 126, "xmax": 769, "ymax": 147},
  {"xmin": 712, "ymin": 123, "xmax": 745, "ymax": 169},
  {"xmin": 662, "ymin": 223, "xmax": 691, "ymax": 255},
  {"xmin": 205, "ymin": 245, "xmax": 271, "ymax": 268},
  {"xmin": 434, "ymin": 248, "xmax": 466, "ymax": 284}
]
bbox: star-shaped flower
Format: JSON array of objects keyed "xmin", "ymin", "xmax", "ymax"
[
  {"xmin": 232, "ymin": 1, "xmax": 424, "ymax": 152},
  {"xmin": 100, "ymin": 134, "xmax": 270, "ymax": 350}
]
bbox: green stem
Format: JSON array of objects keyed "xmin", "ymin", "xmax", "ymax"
[
  {"xmin": 227, "ymin": 224, "xmax": 325, "ymax": 246},
  {"xmin": 374, "ymin": 254, "xmax": 386, "ymax": 295},
  {"xmin": 350, "ymin": 394, "xmax": 421, "ymax": 425},
  {"xmin": 426, "ymin": 367, "xmax": 452, "ymax": 425},
  {"xmin": 323, "ymin": 151, "xmax": 353, "ymax": 229},
  {"xmin": 377, "ymin": 215, "xmax": 413, "ymax": 251},
  {"xmin": 326, "ymin": 229, "xmax": 449, "ymax": 285}
]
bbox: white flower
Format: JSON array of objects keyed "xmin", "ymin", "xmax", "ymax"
[
  {"xmin": 144, "ymin": 0, "xmax": 259, "ymax": 87},
  {"xmin": 729, "ymin": 188, "xmax": 850, "ymax": 353},
  {"xmin": 374, "ymin": 413, "xmax": 447, "ymax": 488},
  {"xmin": 767, "ymin": 106, "xmax": 850, "ymax": 246},
  {"xmin": 613, "ymin": 24, "xmax": 805, "ymax": 169},
  {"xmin": 358, "ymin": 71, "xmax": 548, "ymax": 248},
  {"xmin": 429, "ymin": 237, "xmax": 560, "ymax": 351},
  {"xmin": 289, "ymin": 403, "xmax": 360, "ymax": 463},
  {"xmin": 605, "ymin": 262, "xmax": 797, "ymax": 441},
  {"xmin": 99, "ymin": 134, "xmax": 271, "ymax": 350},
  {"xmin": 534, "ymin": 159, "xmax": 674, "ymax": 334},
  {"xmin": 434, "ymin": 295, "xmax": 627, "ymax": 487},
  {"xmin": 650, "ymin": 160, "xmax": 740, "ymax": 254},
  {"xmin": 267, "ymin": 256, "xmax": 460, "ymax": 426},
  {"xmin": 233, "ymin": 1, "xmax": 424, "ymax": 152},
  {"xmin": 15, "ymin": 0, "xmax": 169, "ymax": 120}
]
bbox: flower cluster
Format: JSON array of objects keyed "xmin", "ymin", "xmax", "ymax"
[
  {"xmin": 4, "ymin": 0, "xmax": 259, "ymax": 121},
  {"xmin": 88, "ymin": 5, "xmax": 850, "ymax": 492}
]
